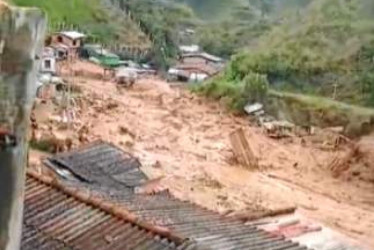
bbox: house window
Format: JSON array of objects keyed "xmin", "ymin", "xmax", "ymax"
[
  {"xmin": 57, "ymin": 36, "xmax": 63, "ymax": 43},
  {"xmin": 73, "ymin": 40, "xmax": 77, "ymax": 46},
  {"xmin": 58, "ymin": 51, "xmax": 65, "ymax": 58},
  {"xmin": 44, "ymin": 59, "xmax": 51, "ymax": 69}
]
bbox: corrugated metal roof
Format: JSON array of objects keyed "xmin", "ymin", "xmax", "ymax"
[
  {"xmin": 21, "ymin": 172, "xmax": 197, "ymax": 250},
  {"xmin": 44, "ymin": 141, "xmax": 309, "ymax": 250}
]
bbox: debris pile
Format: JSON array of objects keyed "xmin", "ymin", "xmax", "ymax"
[
  {"xmin": 244, "ymin": 102, "xmax": 349, "ymax": 147},
  {"xmin": 244, "ymin": 102, "xmax": 296, "ymax": 138}
]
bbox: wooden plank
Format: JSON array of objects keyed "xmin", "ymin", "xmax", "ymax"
[{"xmin": 229, "ymin": 128, "xmax": 258, "ymax": 169}]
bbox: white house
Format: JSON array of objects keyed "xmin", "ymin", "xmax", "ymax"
[{"xmin": 40, "ymin": 47, "xmax": 56, "ymax": 75}]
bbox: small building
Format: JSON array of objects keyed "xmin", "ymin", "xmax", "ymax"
[
  {"xmin": 51, "ymin": 31, "xmax": 85, "ymax": 57},
  {"xmin": 168, "ymin": 52, "xmax": 225, "ymax": 83},
  {"xmin": 39, "ymin": 47, "xmax": 56, "ymax": 75}
]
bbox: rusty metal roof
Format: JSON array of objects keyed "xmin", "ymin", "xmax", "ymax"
[
  {"xmin": 21, "ymin": 172, "xmax": 198, "ymax": 250},
  {"xmin": 44, "ymin": 141, "xmax": 309, "ymax": 250}
]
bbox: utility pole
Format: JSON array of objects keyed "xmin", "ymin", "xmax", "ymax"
[{"xmin": 0, "ymin": 3, "xmax": 46, "ymax": 250}]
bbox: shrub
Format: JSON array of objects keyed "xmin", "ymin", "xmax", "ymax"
[{"xmin": 243, "ymin": 73, "xmax": 269, "ymax": 103}]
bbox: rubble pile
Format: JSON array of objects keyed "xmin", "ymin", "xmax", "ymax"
[
  {"xmin": 30, "ymin": 92, "xmax": 122, "ymax": 152},
  {"xmin": 244, "ymin": 102, "xmax": 349, "ymax": 149}
]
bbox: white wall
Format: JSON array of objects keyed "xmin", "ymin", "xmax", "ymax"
[{"xmin": 40, "ymin": 57, "xmax": 56, "ymax": 74}]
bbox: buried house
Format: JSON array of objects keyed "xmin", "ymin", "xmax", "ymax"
[{"xmin": 168, "ymin": 52, "xmax": 225, "ymax": 82}]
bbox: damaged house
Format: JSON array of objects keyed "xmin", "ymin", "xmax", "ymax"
[
  {"xmin": 50, "ymin": 31, "xmax": 86, "ymax": 58},
  {"xmin": 168, "ymin": 52, "xmax": 225, "ymax": 83}
]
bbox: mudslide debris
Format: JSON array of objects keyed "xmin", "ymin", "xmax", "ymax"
[{"xmin": 229, "ymin": 128, "xmax": 258, "ymax": 169}]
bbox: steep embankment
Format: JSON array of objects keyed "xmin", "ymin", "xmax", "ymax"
[
  {"xmin": 12, "ymin": 0, "xmax": 149, "ymax": 46},
  {"xmin": 113, "ymin": 0, "xmax": 196, "ymax": 68}
]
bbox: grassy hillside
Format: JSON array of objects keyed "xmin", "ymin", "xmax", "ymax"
[
  {"xmin": 180, "ymin": 0, "xmax": 247, "ymax": 21},
  {"xmin": 13, "ymin": 0, "xmax": 107, "ymax": 26},
  {"xmin": 12, "ymin": 0, "xmax": 149, "ymax": 46},
  {"xmin": 181, "ymin": 0, "xmax": 311, "ymax": 21},
  {"xmin": 191, "ymin": 0, "xmax": 313, "ymax": 58},
  {"xmin": 114, "ymin": 0, "xmax": 196, "ymax": 68},
  {"xmin": 267, "ymin": 91, "xmax": 374, "ymax": 137},
  {"xmin": 195, "ymin": 0, "xmax": 374, "ymax": 132}
]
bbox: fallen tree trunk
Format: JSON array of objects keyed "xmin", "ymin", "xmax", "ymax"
[{"xmin": 0, "ymin": 2, "xmax": 46, "ymax": 249}]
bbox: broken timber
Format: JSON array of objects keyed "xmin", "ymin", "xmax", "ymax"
[
  {"xmin": 0, "ymin": 2, "xmax": 46, "ymax": 249},
  {"xmin": 229, "ymin": 128, "xmax": 258, "ymax": 169}
]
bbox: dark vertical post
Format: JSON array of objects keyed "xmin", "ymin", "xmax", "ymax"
[{"xmin": 0, "ymin": 3, "xmax": 46, "ymax": 250}]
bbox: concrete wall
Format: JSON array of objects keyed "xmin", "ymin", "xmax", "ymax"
[{"xmin": 40, "ymin": 57, "xmax": 56, "ymax": 74}]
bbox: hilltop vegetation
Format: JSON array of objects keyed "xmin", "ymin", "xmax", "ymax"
[
  {"xmin": 12, "ymin": 0, "xmax": 374, "ymax": 110},
  {"xmin": 193, "ymin": 0, "xmax": 374, "ymax": 134},
  {"xmin": 179, "ymin": 0, "xmax": 247, "ymax": 21},
  {"xmin": 12, "ymin": 0, "xmax": 195, "ymax": 67},
  {"xmin": 12, "ymin": 0, "xmax": 148, "ymax": 46},
  {"xmin": 181, "ymin": 0, "xmax": 311, "ymax": 22},
  {"xmin": 198, "ymin": 0, "xmax": 374, "ymax": 107},
  {"xmin": 116, "ymin": 0, "xmax": 196, "ymax": 68},
  {"xmin": 193, "ymin": 0, "xmax": 312, "ymax": 58}
]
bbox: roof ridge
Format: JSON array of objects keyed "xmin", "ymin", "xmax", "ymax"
[{"xmin": 26, "ymin": 169, "xmax": 188, "ymax": 246}]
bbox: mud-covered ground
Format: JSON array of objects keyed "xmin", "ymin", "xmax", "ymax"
[{"xmin": 30, "ymin": 61, "xmax": 374, "ymax": 248}]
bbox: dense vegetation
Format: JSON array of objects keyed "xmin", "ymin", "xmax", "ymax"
[
  {"xmin": 116, "ymin": 0, "xmax": 196, "ymax": 69},
  {"xmin": 186, "ymin": 0, "xmax": 311, "ymax": 58},
  {"xmin": 179, "ymin": 0, "xmax": 247, "ymax": 21},
  {"xmin": 12, "ymin": 0, "xmax": 147, "ymax": 45},
  {"xmin": 13, "ymin": 0, "xmax": 374, "ymax": 110},
  {"xmin": 12, "ymin": 0, "xmax": 195, "ymax": 67},
  {"xmin": 197, "ymin": 0, "xmax": 374, "ymax": 109}
]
